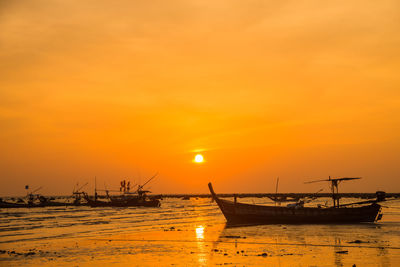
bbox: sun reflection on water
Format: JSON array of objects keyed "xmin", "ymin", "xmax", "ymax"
[
  {"xmin": 195, "ymin": 225, "xmax": 206, "ymax": 265},
  {"xmin": 196, "ymin": 225, "xmax": 204, "ymax": 240}
]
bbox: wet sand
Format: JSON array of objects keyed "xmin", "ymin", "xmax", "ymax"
[
  {"xmin": 1, "ymin": 198, "xmax": 400, "ymax": 266},
  {"xmin": 2, "ymin": 222, "xmax": 400, "ymax": 266}
]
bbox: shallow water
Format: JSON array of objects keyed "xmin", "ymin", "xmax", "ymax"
[{"xmin": 1, "ymin": 197, "xmax": 399, "ymax": 266}]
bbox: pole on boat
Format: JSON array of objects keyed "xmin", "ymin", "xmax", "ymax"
[
  {"xmin": 136, "ymin": 172, "xmax": 158, "ymax": 193},
  {"xmin": 275, "ymin": 177, "xmax": 279, "ymax": 206},
  {"xmin": 77, "ymin": 182, "xmax": 88, "ymax": 193},
  {"xmin": 305, "ymin": 176, "xmax": 361, "ymax": 208},
  {"xmin": 142, "ymin": 172, "xmax": 158, "ymax": 188},
  {"xmin": 94, "ymin": 176, "xmax": 97, "ymax": 201},
  {"xmin": 329, "ymin": 176, "xmax": 336, "ymax": 208}
]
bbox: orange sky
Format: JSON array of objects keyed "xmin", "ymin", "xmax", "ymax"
[{"xmin": 1, "ymin": 0, "xmax": 399, "ymax": 196}]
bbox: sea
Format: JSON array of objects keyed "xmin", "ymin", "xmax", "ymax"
[{"xmin": 1, "ymin": 196, "xmax": 400, "ymax": 266}]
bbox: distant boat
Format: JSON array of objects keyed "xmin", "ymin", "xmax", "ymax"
[
  {"xmin": 0, "ymin": 199, "xmax": 27, "ymax": 208},
  {"xmin": 83, "ymin": 173, "xmax": 161, "ymax": 208},
  {"xmin": 208, "ymin": 178, "xmax": 385, "ymax": 224},
  {"xmin": 83, "ymin": 192, "xmax": 160, "ymax": 208},
  {"xmin": 0, "ymin": 186, "xmax": 83, "ymax": 208},
  {"xmin": 267, "ymin": 195, "xmax": 301, "ymax": 203},
  {"xmin": 0, "ymin": 196, "xmax": 79, "ymax": 208},
  {"xmin": 268, "ymin": 177, "xmax": 301, "ymax": 203}
]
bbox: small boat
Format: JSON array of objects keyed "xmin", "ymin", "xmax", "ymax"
[
  {"xmin": 268, "ymin": 177, "xmax": 301, "ymax": 203},
  {"xmin": 84, "ymin": 174, "xmax": 161, "ymax": 208},
  {"xmin": 267, "ymin": 196, "xmax": 301, "ymax": 203},
  {"xmin": 0, "ymin": 186, "xmax": 81, "ymax": 208},
  {"xmin": 0, "ymin": 197, "xmax": 77, "ymax": 208},
  {"xmin": 83, "ymin": 192, "xmax": 160, "ymax": 208},
  {"xmin": 208, "ymin": 178, "xmax": 385, "ymax": 225},
  {"xmin": 0, "ymin": 199, "xmax": 27, "ymax": 208}
]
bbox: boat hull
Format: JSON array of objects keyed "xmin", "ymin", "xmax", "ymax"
[
  {"xmin": 209, "ymin": 183, "xmax": 381, "ymax": 224},
  {"xmin": 86, "ymin": 198, "xmax": 160, "ymax": 208},
  {"xmin": 0, "ymin": 201, "xmax": 84, "ymax": 208}
]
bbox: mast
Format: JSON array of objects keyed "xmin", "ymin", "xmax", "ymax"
[
  {"xmin": 329, "ymin": 176, "xmax": 339, "ymax": 208},
  {"xmin": 94, "ymin": 176, "xmax": 97, "ymax": 201},
  {"xmin": 275, "ymin": 177, "xmax": 279, "ymax": 206},
  {"xmin": 137, "ymin": 172, "xmax": 158, "ymax": 193},
  {"xmin": 305, "ymin": 176, "xmax": 361, "ymax": 208}
]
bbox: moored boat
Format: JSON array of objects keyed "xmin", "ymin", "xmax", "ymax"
[
  {"xmin": 208, "ymin": 181, "xmax": 384, "ymax": 225},
  {"xmin": 83, "ymin": 193, "xmax": 160, "ymax": 207},
  {"xmin": 0, "ymin": 199, "xmax": 27, "ymax": 208},
  {"xmin": 83, "ymin": 173, "xmax": 161, "ymax": 208},
  {"xmin": 0, "ymin": 197, "xmax": 80, "ymax": 208}
]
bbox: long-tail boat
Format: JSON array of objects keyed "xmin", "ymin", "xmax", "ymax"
[{"xmin": 208, "ymin": 177, "xmax": 385, "ymax": 224}]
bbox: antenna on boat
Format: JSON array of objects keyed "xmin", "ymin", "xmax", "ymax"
[
  {"xmin": 305, "ymin": 176, "xmax": 361, "ymax": 207},
  {"xmin": 94, "ymin": 176, "xmax": 97, "ymax": 201},
  {"xmin": 28, "ymin": 186, "xmax": 42, "ymax": 196},
  {"xmin": 73, "ymin": 182, "xmax": 78, "ymax": 193},
  {"xmin": 275, "ymin": 177, "xmax": 279, "ymax": 206},
  {"xmin": 73, "ymin": 182, "xmax": 88, "ymax": 194},
  {"xmin": 138, "ymin": 172, "xmax": 158, "ymax": 191},
  {"xmin": 104, "ymin": 182, "xmax": 108, "ymax": 193}
]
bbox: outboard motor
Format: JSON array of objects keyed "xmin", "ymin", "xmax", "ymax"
[{"xmin": 376, "ymin": 191, "xmax": 386, "ymax": 202}]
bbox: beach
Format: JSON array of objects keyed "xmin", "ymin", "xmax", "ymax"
[{"xmin": 1, "ymin": 197, "xmax": 400, "ymax": 266}]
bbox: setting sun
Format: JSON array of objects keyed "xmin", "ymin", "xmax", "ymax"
[{"xmin": 194, "ymin": 154, "xmax": 204, "ymax": 163}]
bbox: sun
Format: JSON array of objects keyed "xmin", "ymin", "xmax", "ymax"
[{"xmin": 194, "ymin": 154, "xmax": 204, "ymax": 163}]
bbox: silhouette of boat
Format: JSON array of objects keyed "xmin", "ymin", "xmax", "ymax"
[
  {"xmin": 0, "ymin": 195, "xmax": 84, "ymax": 208},
  {"xmin": 0, "ymin": 199, "xmax": 27, "ymax": 208},
  {"xmin": 267, "ymin": 196, "xmax": 301, "ymax": 203},
  {"xmin": 0, "ymin": 185, "xmax": 85, "ymax": 208},
  {"xmin": 83, "ymin": 173, "xmax": 161, "ymax": 208},
  {"xmin": 268, "ymin": 177, "xmax": 301, "ymax": 203},
  {"xmin": 208, "ymin": 178, "xmax": 385, "ymax": 224},
  {"xmin": 84, "ymin": 193, "xmax": 160, "ymax": 207}
]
